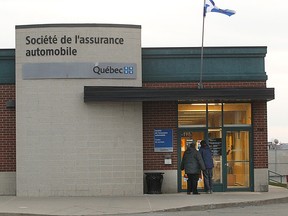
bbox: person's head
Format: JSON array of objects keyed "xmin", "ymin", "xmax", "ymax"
[
  {"xmin": 187, "ymin": 140, "xmax": 196, "ymax": 149},
  {"xmin": 200, "ymin": 140, "xmax": 207, "ymax": 147}
]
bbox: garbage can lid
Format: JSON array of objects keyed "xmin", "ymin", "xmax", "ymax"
[{"xmin": 145, "ymin": 172, "xmax": 164, "ymax": 175}]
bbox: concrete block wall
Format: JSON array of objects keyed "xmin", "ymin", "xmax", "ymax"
[
  {"xmin": 0, "ymin": 172, "xmax": 16, "ymax": 195},
  {"xmin": 254, "ymin": 168, "xmax": 269, "ymax": 192},
  {"xmin": 16, "ymin": 80, "xmax": 143, "ymax": 196}
]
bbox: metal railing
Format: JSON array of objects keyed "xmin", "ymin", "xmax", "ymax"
[{"xmin": 268, "ymin": 170, "xmax": 287, "ymax": 185}]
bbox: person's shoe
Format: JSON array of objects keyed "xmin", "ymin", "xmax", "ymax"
[
  {"xmin": 193, "ymin": 192, "xmax": 200, "ymax": 195},
  {"xmin": 209, "ymin": 190, "xmax": 213, "ymax": 194},
  {"xmin": 187, "ymin": 192, "xmax": 191, "ymax": 195}
]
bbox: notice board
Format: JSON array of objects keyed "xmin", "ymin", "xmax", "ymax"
[{"xmin": 154, "ymin": 129, "xmax": 173, "ymax": 152}]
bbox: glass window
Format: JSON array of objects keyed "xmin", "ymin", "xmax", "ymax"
[
  {"xmin": 208, "ymin": 103, "xmax": 222, "ymax": 128},
  {"xmin": 178, "ymin": 104, "xmax": 206, "ymax": 128},
  {"xmin": 226, "ymin": 131, "xmax": 250, "ymax": 188},
  {"xmin": 223, "ymin": 103, "xmax": 251, "ymax": 126},
  {"xmin": 208, "ymin": 129, "xmax": 222, "ymax": 184}
]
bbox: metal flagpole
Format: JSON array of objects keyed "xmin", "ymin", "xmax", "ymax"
[{"xmin": 198, "ymin": 0, "xmax": 206, "ymax": 89}]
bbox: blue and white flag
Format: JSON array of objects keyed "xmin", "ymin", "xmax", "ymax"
[{"xmin": 204, "ymin": 0, "xmax": 236, "ymax": 17}]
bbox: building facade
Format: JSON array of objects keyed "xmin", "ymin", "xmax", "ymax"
[{"xmin": 0, "ymin": 24, "xmax": 274, "ymax": 196}]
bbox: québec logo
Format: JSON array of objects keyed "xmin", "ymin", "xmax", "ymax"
[
  {"xmin": 92, "ymin": 63, "xmax": 134, "ymax": 76},
  {"xmin": 124, "ymin": 66, "xmax": 134, "ymax": 74}
]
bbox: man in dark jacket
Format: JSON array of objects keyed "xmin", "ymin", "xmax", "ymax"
[
  {"xmin": 181, "ymin": 140, "xmax": 206, "ymax": 195},
  {"xmin": 199, "ymin": 140, "xmax": 214, "ymax": 194}
]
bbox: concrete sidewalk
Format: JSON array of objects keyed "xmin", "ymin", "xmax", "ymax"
[{"xmin": 0, "ymin": 186, "xmax": 287, "ymax": 216}]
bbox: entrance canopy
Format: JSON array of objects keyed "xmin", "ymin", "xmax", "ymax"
[{"xmin": 84, "ymin": 86, "xmax": 274, "ymax": 102}]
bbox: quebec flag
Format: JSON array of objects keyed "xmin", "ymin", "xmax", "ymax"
[{"xmin": 204, "ymin": 0, "xmax": 236, "ymax": 17}]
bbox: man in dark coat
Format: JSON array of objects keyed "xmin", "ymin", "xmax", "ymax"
[
  {"xmin": 199, "ymin": 140, "xmax": 214, "ymax": 194},
  {"xmin": 181, "ymin": 140, "xmax": 206, "ymax": 195}
]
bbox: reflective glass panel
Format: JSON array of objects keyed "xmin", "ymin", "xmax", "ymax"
[
  {"xmin": 226, "ymin": 131, "xmax": 250, "ymax": 188},
  {"xmin": 223, "ymin": 103, "xmax": 251, "ymax": 126},
  {"xmin": 208, "ymin": 129, "xmax": 223, "ymax": 184},
  {"xmin": 178, "ymin": 104, "xmax": 207, "ymax": 128},
  {"xmin": 208, "ymin": 103, "xmax": 222, "ymax": 127}
]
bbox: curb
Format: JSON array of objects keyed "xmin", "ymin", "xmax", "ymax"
[{"xmin": 161, "ymin": 196, "xmax": 288, "ymax": 212}]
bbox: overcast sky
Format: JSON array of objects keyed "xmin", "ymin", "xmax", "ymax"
[{"xmin": 1, "ymin": 0, "xmax": 287, "ymax": 142}]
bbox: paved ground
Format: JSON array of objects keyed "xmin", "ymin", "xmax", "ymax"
[
  {"xmin": 127, "ymin": 203, "xmax": 288, "ymax": 216},
  {"xmin": 0, "ymin": 186, "xmax": 287, "ymax": 216}
]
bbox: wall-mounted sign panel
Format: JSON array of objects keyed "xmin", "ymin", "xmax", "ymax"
[
  {"xmin": 16, "ymin": 24, "xmax": 141, "ymax": 81},
  {"xmin": 154, "ymin": 129, "xmax": 173, "ymax": 152},
  {"xmin": 22, "ymin": 62, "xmax": 137, "ymax": 79},
  {"xmin": 209, "ymin": 138, "xmax": 222, "ymax": 156}
]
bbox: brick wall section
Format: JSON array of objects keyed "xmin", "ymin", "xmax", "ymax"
[
  {"xmin": 143, "ymin": 101, "xmax": 178, "ymax": 170},
  {"xmin": 253, "ymin": 101, "xmax": 268, "ymax": 168},
  {"xmin": 0, "ymin": 85, "xmax": 16, "ymax": 172},
  {"xmin": 143, "ymin": 81, "xmax": 268, "ymax": 171}
]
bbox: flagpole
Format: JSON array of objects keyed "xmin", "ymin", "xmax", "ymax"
[
  {"xmin": 198, "ymin": 0, "xmax": 206, "ymax": 89},
  {"xmin": 198, "ymin": 0, "xmax": 235, "ymax": 89}
]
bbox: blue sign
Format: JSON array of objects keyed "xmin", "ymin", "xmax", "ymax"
[{"xmin": 154, "ymin": 129, "xmax": 173, "ymax": 152}]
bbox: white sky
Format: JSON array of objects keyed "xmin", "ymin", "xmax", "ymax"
[{"xmin": 1, "ymin": 0, "xmax": 287, "ymax": 142}]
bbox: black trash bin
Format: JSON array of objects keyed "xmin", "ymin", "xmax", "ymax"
[{"xmin": 145, "ymin": 172, "xmax": 164, "ymax": 194}]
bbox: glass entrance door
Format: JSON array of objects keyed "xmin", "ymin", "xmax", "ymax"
[
  {"xmin": 179, "ymin": 129, "xmax": 251, "ymax": 192},
  {"xmin": 224, "ymin": 130, "xmax": 251, "ymax": 190},
  {"xmin": 179, "ymin": 129, "xmax": 205, "ymax": 191}
]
